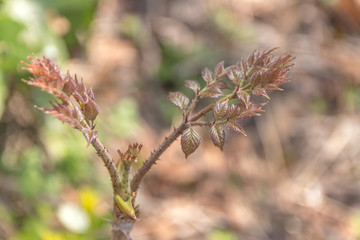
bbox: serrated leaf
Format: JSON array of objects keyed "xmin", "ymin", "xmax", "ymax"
[
  {"xmin": 236, "ymin": 90, "xmax": 251, "ymax": 109},
  {"xmin": 227, "ymin": 66, "xmax": 242, "ymax": 85},
  {"xmin": 227, "ymin": 121, "xmax": 246, "ymax": 136},
  {"xmin": 181, "ymin": 128, "xmax": 201, "ymax": 158},
  {"xmin": 264, "ymin": 83, "xmax": 282, "ymax": 91},
  {"xmin": 210, "ymin": 125, "xmax": 225, "ymax": 150},
  {"xmin": 83, "ymin": 98, "xmax": 99, "ymax": 121},
  {"xmin": 211, "ymin": 80, "xmax": 230, "ymax": 90},
  {"xmin": 168, "ymin": 92, "xmax": 189, "ymax": 110},
  {"xmin": 214, "ymin": 61, "xmax": 226, "ymax": 79},
  {"xmin": 199, "ymin": 85, "xmax": 225, "ymax": 99},
  {"xmin": 238, "ymin": 102, "xmax": 265, "ymax": 119},
  {"xmin": 227, "ymin": 104, "xmax": 241, "ymax": 119},
  {"xmin": 213, "ymin": 99, "xmax": 228, "ymax": 120},
  {"xmin": 252, "ymin": 88, "xmax": 270, "ymax": 99},
  {"xmin": 185, "ymin": 80, "xmax": 200, "ymax": 94},
  {"xmin": 202, "ymin": 67, "xmax": 213, "ymax": 85}
]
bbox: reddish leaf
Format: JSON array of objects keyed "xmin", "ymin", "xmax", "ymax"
[
  {"xmin": 200, "ymin": 85, "xmax": 225, "ymax": 99},
  {"xmin": 62, "ymin": 72, "xmax": 76, "ymax": 96},
  {"xmin": 87, "ymin": 87, "xmax": 95, "ymax": 100},
  {"xmin": 265, "ymin": 83, "xmax": 283, "ymax": 91},
  {"xmin": 211, "ymin": 80, "xmax": 230, "ymax": 90},
  {"xmin": 202, "ymin": 67, "xmax": 213, "ymax": 85},
  {"xmin": 210, "ymin": 125, "xmax": 225, "ymax": 151},
  {"xmin": 213, "ymin": 99, "xmax": 229, "ymax": 120},
  {"xmin": 227, "ymin": 104, "xmax": 241, "ymax": 119},
  {"xmin": 214, "ymin": 61, "xmax": 226, "ymax": 79},
  {"xmin": 236, "ymin": 91, "xmax": 251, "ymax": 109},
  {"xmin": 117, "ymin": 143, "xmax": 143, "ymax": 162},
  {"xmin": 39, "ymin": 102, "xmax": 83, "ymax": 130},
  {"xmin": 238, "ymin": 102, "xmax": 265, "ymax": 119},
  {"xmin": 181, "ymin": 128, "xmax": 201, "ymax": 158},
  {"xmin": 252, "ymin": 88, "xmax": 270, "ymax": 99},
  {"xmin": 237, "ymin": 60, "xmax": 248, "ymax": 77},
  {"xmin": 226, "ymin": 66, "xmax": 242, "ymax": 85},
  {"xmin": 77, "ymin": 77, "xmax": 86, "ymax": 96},
  {"xmin": 185, "ymin": 80, "xmax": 200, "ymax": 94},
  {"xmin": 83, "ymin": 98, "xmax": 99, "ymax": 121},
  {"xmin": 227, "ymin": 121, "xmax": 246, "ymax": 136},
  {"xmin": 168, "ymin": 92, "xmax": 189, "ymax": 110}
]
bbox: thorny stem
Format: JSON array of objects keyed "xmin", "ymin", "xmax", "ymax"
[
  {"xmin": 92, "ymin": 139, "xmax": 132, "ymax": 240},
  {"xmin": 130, "ymin": 92, "xmax": 237, "ymax": 193},
  {"xmin": 130, "ymin": 122, "xmax": 187, "ymax": 193},
  {"xmin": 120, "ymin": 162, "xmax": 131, "ymax": 199},
  {"xmin": 91, "ymin": 138, "xmax": 122, "ymax": 194},
  {"xmin": 188, "ymin": 103, "xmax": 214, "ymax": 122}
]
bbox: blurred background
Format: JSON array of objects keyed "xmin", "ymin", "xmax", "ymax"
[{"xmin": 1, "ymin": 0, "xmax": 360, "ymax": 239}]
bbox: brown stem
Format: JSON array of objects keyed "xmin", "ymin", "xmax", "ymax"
[
  {"xmin": 185, "ymin": 94, "xmax": 200, "ymax": 120},
  {"xmin": 189, "ymin": 103, "xmax": 214, "ymax": 122},
  {"xmin": 130, "ymin": 122, "xmax": 187, "ymax": 193},
  {"xmin": 188, "ymin": 121, "xmax": 212, "ymax": 127},
  {"xmin": 91, "ymin": 138, "xmax": 122, "ymax": 194}
]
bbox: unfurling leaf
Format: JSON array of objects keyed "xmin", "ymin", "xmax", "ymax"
[
  {"xmin": 39, "ymin": 102, "xmax": 83, "ymax": 130},
  {"xmin": 117, "ymin": 143, "xmax": 143, "ymax": 163},
  {"xmin": 168, "ymin": 92, "xmax": 189, "ymax": 110},
  {"xmin": 265, "ymin": 83, "xmax": 283, "ymax": 91},
  {"xmin": 181, "ymin": 127, "xmax": 201, "ymax": 158},
  {"xmin": 83, "ymin": 99, "xmax": 99, "ymax": 121},
  {"xmin": 238, "ymin": 102, "xmax": 265, "ymax": 119},
  {"xmin": 185, "ymin": 80, "xmax": 200, "ymax": 94},
  {"xmin": 227, "ymin": 121, "xmax": 246, "ymax": 136},
  {"xmin": 202, "ymin": 67, "xmax": 213, "ymax": 85},
  {"xmin": 252, "ymin": 88, "xmax": 270, "ymax": 99},
  {"xmin": 214, "ymin": 61, "xmax": 226, "ymax": 79},
  {"xmin": 199, "ymin": 85, "xmax": 225, "ymax": 99},
  {"xmin": 62, "ymin": 72, "xmax": 76, "ymax": 96},
  {"xmin": 210, "ymin": 125, "xmax": 225, "ymax": 151},
  {"xmin": 213, "ymin": 100, "xmax": 228, "ymax": 120},
  {"xmin": 87, "ymin": 87, "xmax": 95, "ymax": 100}
]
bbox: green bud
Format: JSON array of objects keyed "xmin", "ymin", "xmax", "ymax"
[{"xmin": 115, "ymin": 195, "xmax": 137, "ymax": 220}]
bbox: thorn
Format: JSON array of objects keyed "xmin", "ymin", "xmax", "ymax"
[
  {"xmin": 105, "ymin": 203, "xmax": 114, "ymax": 213},
  {"xmin": 102, "ymin": 218, "xmax": 113, "ymax": 224}
]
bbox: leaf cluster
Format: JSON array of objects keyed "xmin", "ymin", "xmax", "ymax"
[
  {"xmin": 168, "ymin": 48, "xmax": 295, "ymax": 157},
  {"xmin": 22, "ymin": 56, "xmax": 99, "ymax": 144}
]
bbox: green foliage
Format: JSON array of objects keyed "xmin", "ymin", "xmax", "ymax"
[
  {"xmin": 101, "ymin": 98, "xmax": 140, "ymax": 138},
  {"xmin": 0, "ymin": 0, "xmax": 68, "ymax": 72},
  {"xmin": 0, "ymin": 71, "xmax": 7, "ymax": 117},
  {"xmin": 35, "ymin": 0, "xmax": 99, "ymax": 51},
  {"xmin": 207, "ymin": 228, "xmax": 238, "ymax": 240},
  {"xmin": 0, "ymin": 14, "xmax": 30, "ymax": 71}
]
